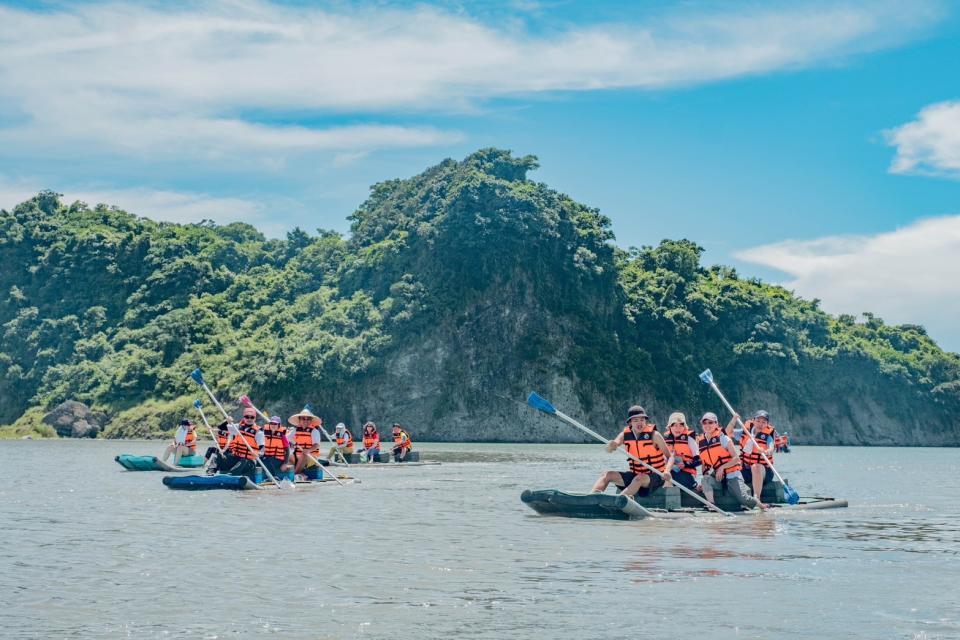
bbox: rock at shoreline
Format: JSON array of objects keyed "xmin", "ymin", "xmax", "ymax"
[{"xmin": 42, "ymin": 401, "xmax": 108, "ymax": 438}]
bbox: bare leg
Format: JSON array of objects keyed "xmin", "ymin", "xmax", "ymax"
[
  {"xmin": 591, "ymin": 471, "xmax": 624, "ymax": 494},
  {"xmin": 620, "ymin": 474, "xmax": 651, "ymax": 498},
  {"xmin": 751, "ymin": 463, "xmax": 764, "ymax": 499},
  {"xmin": 161, "ymin": 444, "xmax": 176, "ymax": 462}
]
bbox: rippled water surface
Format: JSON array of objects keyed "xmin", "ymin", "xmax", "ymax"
[{"xmin": 2, "ymin": 441, "xmax": 958, "ymax": 639}]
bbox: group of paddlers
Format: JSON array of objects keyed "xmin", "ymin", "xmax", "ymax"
[
  {"xmin": 592, "ymin": 405, "xmax": 788, "ymax": 510},
  {"xmin": 162, "ymin": 405, "xmax": 415, "ymax": 480}
]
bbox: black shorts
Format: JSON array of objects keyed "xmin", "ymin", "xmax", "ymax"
[
  {"xmin": 742, "ymin": 465, "xmax": 774, "ymax": 486},
  {"xmin": 614, "ymin": 471, "xmax": 665, "ymax": 496},
  {"xmin": 670, "ymin": 469, "xmax": 698, "ymax": 491}
]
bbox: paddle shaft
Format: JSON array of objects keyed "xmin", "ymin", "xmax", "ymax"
[
  {"xmin": 193, "ymin": 405, "xmax": 225, "ymax": 457},
  {"xmin": 551, "ymin": 408, "xmax": 733, "ymax": 517},
  {"xmin": 196, "ymin": 381, "xmax": 282, "ymax": 489},
  {"xmin": 241, "ymin": 397, "xmax": 347, "ymax": 487},
  {"xmin": 706, "ymin": 381, "xmax": 788, "ymax": 485}
]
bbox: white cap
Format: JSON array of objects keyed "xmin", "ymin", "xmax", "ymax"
[{"xmin": 336, "ymin": 422, "xmax": 346, "ymax": 430}]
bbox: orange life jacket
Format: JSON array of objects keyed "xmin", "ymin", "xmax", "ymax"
[
  {"xmin": 663, "ymin": 429, "xmax": 697, "ymax": 475},
  {"xmin": 230, "ymin": 424, "xmax": 261, "ymax": 460},
  {"xmin": 741, "ymin": 421, "xmax": 775, "ymax": 466},
  {"xmin": 362, "ymin": 432, "xmax": 379, "ymax": 449},
  {"xmin": 216, "ymin": 424, "xmax": 229, "ymax": 450},
  {"xmin": 698, "ymin": 433, "xmax": 741, "ymax": 475},
  {"xmin": 393, "ymin": 430, "xmax": 412, "ymax": 450},
  {"xmin": 262, "ymin": 426, "xmax": 288, "ymax": 461},
  {"xmin": 622, "ymin": 425, "xmax": 665, "ymax": 474},
  {"xmin": 294, "ymin": 426, "xmax": 320, "ymax": 456},
  {"xmin": 335, "ymin": 430, "xmax": 353, "ymax": 447}
]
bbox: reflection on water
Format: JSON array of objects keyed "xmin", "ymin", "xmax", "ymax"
[{"xmin": 1, "ymin": 441, "xmax": 959, "ymax": 639}]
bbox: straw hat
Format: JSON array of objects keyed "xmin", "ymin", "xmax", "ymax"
[{"xmin": 288, "ymin": 406, "xmax": 321, "ymax": 428}]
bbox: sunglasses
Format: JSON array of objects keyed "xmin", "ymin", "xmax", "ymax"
[{"xmin": 242, "ymin": 415, "xmax": 256, "ymax": 419}]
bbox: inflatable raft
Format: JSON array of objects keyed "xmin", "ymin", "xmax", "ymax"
[
  {"xmin": 521, "ymin": 488, "xmax": 847, "ymax": 520},
  {"xmin": 521, "ymin": 489, "xmax": 655, "ymax": 520},
  {"xmin": 115, "ymin": 454, "xmax": 205, "ymax": 472},
  {"xmin": 162, "ymin": 474, "xmax": 356, "ymax": 490}
]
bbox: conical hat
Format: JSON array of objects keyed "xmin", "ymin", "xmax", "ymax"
[{"xmin": 288, "ymin": 406, "xmax": 321, "ymax": 428}]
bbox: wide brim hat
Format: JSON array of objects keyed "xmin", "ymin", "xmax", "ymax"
[
  {"xmin": 288, "ymin": 408, "xmax": 321, "ymax": 428},
  {"xmin": 625, "ymin": 405, "xmax": 648, "ymax": 424},
  {"xmin": 667, "ymin": 412, "xmax": 686, "ymax": 427}
]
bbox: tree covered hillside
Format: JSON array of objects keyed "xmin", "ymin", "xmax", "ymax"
[{"xmin": 2, "ymin": 149, "xmax": 958, "ymax": 444}]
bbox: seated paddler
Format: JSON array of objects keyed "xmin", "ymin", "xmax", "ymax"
[
  {"xmin": 262, "ymin": 415, "xmax": 290, "ymax": 480},
  {"xmin": 591, "ymin": 405, "xmax": 674, "ymax": 499},
  {"xmin": 224, "ymin": 409, "xmax": 265, "ymax": 480},
  {"xmin": 360, "ymin": 421, "xmax": 381, "ymax": 462},
  {"xmin": 738, "ymin": 410, "xmax": 776, "ymax": 500},
  {"xmin": 697, "ymin": 412, "xmax": 766, "ymax": 511},
  {"xmin": 162, "ymin": 419, "xmax": 197, "ymax": 465},
  {"xmin": 663, "ymin": 412, "xmax": 700, "ymax": 491},
  {"xmin": 391, "ymin": 423, "xmax": 413, "ymax": 462},
  {"xmin": 204, "ymin": 419, "xmax": 235, "ymax": 475},
  {"xmin": 328, "ymin": 423, "xmax": 354, "ymax": 462},
  {"xmin": 289, "ymin": 406, "xmax": 324, "ymax": 479}
]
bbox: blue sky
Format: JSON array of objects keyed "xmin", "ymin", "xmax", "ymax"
[{"xmin": 1, "ymin": 0, "xmax": 959, "ymax": 350}]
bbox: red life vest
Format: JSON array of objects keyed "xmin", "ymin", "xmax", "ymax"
[
  {"xmin": 230, "ymin": 424, "xmax": 261, "ymax": 460},
  {"xmin": 622, "ymin": 425, "xmax": 665, "ymax": 474},
  {"xmin": 698, "ymin": 433, "xmax": 741, "ymax": 475},
  {"xmin": 663, "ymin": 429, "xmax": 697, "ymax": 475},
  {"xmin": 362, "ymin": 431, "xmax": 379, "ymax": 449}
]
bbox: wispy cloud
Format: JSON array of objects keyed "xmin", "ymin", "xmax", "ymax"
[
  {"xmin": 736, "ymin": 215, "xmax": 960, "ymax": 352},
  {"xmin": 0, "ymin": 176, "xmax": 292, "ymax": 237},
  {"xmin": 885, "ymin": 100, "xmax": 960, "ymax": 178},
  {"xmin": 0, "ymin": 0, "xmax": 941, "ymax": 162}
]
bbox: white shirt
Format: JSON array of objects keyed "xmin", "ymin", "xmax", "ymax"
[
  {"xmin": 717, "ymin": 434, "xmax": 742, "ymax": 479},
  {"xmin": 173, "ymin": 426, "xmax": 187, "ymax": 445}
]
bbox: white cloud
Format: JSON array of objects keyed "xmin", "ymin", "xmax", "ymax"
[
  {"xmin": 885, "ymin": 100, "xmax": 960, "ymax": 177},
  {"xmin": 0, "ymin": 176, "xmax": 291, "ymax": 237},
  {"xmin": 0, "ymin": 0, "xmax": 941, "ymax": 162},
  {"xmin": 736, "ymin": 215, "xmax": 960, "ymax": 352}
]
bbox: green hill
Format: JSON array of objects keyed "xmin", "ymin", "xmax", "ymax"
[{"xmin": 2, "ymin": 149, "xmax": 958, "ymax": 444}]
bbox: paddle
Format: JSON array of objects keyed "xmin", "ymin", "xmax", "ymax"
[
  {"xmin": 526, "ymin": 391, "xmax": 734, "ymax": 517},
  {"xmin": 189, "ymin": 368, "xmax": 284, "ymax": 489},
  {"xmin": 192, "ymin": 400, "xmax": 225, "ymax": 458},
  {"xmin": 239, "ymin": 395, "xmax": 349, "ymax": 487},
  {"xmin": 698, "ymin": 369, "xmax": 800, "ymax": 504},
  {"xmin": 301, "ymin": 403, "xmax": 351, "ymax": 467}
]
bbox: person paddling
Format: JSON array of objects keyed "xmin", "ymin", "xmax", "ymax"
[
  {"xmin": 697, "ymin": 412, "xmax": 766, "ymax": 511},
  {"xmin": 328, "ymin": 423, "xmax": 354, "ymax": 462},
  {"xmin": 224, "ymin": 408, "xmax": 265, "ymax": 480},
  {"xmin": 739, "ymin": 410, "xmax": 776, "ymax": 501},
  {"xmin": 360, "ymin": 421, "xmax": 381, "ymax": 462},
  {"xmin": 204, "ymin": 419, "xmax": 235, "ymax": 475},
  {"xmin": 391, "ymin": 423, "xmax": 413, "ymax": 462},
  {"xmin": 289, "ymin": 407, "xmax": 324, "ymax": 479},
  {"xmin": 262, "ymin": 415, "xmax": 290, "ymax": 481},
  {"xmin": 162, "ymin": 419, "xmax": 198, "ymax": 465},
  {"xmin": 663, "ymin": 412, "xmax": 700, "ymax": 492},
  {"xmin": 591, "ymin": 405, "xmax": 674, "ymax": 498}
]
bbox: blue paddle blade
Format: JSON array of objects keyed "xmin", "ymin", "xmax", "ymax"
[
  {"xmin": 526, "ymin": 392, "xmax": 556, "ymax": 415},
  {"xmin": 698, "ymin": 369, "xmax": 714, "ymax": 385},
  {"xmin": 783, "ymin": 483, "xmax": 800, "ymax": 505},
  {"xmin": 193, "ymin": 399, "xmax": 202, "ymax": 410},
  {"xmin": 190, "ymin": 368, "xmax": 204, "ymax": 385}
]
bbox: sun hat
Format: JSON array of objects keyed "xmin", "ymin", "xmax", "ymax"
[
  {"xmin": 625, "ymin": 405, "xmax": 648, "ymax": 423},
  {"xmin": 700, "ymin": 412, "xmax": 719, "ymax": 423},
  {"xmin": 288, "ymin": 406, "xmax": 321, "ymax": 428},
  {"xmin": 667, "ymin": 412, "xmax": 686, "ymax": 426}
]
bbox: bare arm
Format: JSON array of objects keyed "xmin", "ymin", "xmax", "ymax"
[{"xmin": 605, "ymin": 430, "xmax": 625, "ymax": 452}]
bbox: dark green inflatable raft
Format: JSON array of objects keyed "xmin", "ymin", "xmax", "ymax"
[
  {"xmin": 521, "ymin": 489, "xmax": 654, "ymax": 520},
  {"xmin": 115, "ymin": 454, "xmax": 205, "ymax": 472}
]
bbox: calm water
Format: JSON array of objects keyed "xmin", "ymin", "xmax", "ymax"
[{"xmin": 1, "ymin": 441, "xmax": 958, "ymax": 639}]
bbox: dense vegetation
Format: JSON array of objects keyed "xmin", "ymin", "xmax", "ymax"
[{"xmin": 2, "ymin": 149, "xmax": 958, "ymax": 442}]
